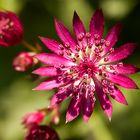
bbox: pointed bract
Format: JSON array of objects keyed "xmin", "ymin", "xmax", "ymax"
[
  {"xmin": 35, "ymin": 53, "xmax": 75, "ymax": 66},
  {"xmin": 114, "ymin": 64, "xmax": 140, "ymax": 74},
  {"xmin": 51, "ymin": 89, "xmax": 71, "ymax": 106},
  {"xmin": 73, "ymin": 11, "xmax": 86, "ymax": 39},
  {"xmin": 34, "ymin": 79, "xmax": 64, "ymax": 90},
  {"xmin": 110, "ymin": 87, "xmax": 128, "ymax": 105},
  {"xmin": 107, "ymin": 73, "xmax": 138, "ymax": 89},
  {"xmin": 94, "ymin": 78, "xmax": 112, "ymax": 120},
  {"xmin": 66, "ymin": 96, "xmax": 81, "ymax": 123},
  {"xmin": 89, "ymin": 9, "xmax": 104, "ymax": 38},
  {"xmin": 107, "ymin": 43, "xmax": 136, "ymax": 63},
  {"xmin": 54, "ymin": 18, "xmax": 76, "ymax": 50},
  {"xmin": 82, "ymin": 93, "xmax": 95, "ymax": 122},
  {"xmin": 104, "ymin": 24, "xmax": 122, "ymax": 53},
  {"xmin": 32, "ymin": 66, "xmax": 59, "ymax": 76},
  {"xmin": 39, "ymin": 37, "xmax": 61, "ymax": 55}
]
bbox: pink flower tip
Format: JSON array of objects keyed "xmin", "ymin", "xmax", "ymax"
[
  {"xmin": 13, "ymin": 52, "xmax": 35, "ymax": 72},
  {"xmin": 109, "ymin": 116, "xmax": 112, "ymax": 122},
  {"xmin": 83, "ymin": 116, "xmax": 90, "ymax": 123},
  {"xmin": 22, "ymin": 111, "xmax": 45, "ymax": 127},
  {"xmin": 25, "ymin": 125, "xmax": 60, "ymax": 140}
]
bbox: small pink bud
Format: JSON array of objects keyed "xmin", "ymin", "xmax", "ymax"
[
  {"xmin": 13, "ymin": 52, "xmax": 35, "ymax": 72},
  {"xmin": 25, "ymin": 125, "xmax": 59, "ymax": 140},
  {"xmin": 0, "ymin": 10, "xmax": 23, "ymax": 47},
  {"xmin": 22, "ymin": 111, "xmax": 45, "ymax": 127}
]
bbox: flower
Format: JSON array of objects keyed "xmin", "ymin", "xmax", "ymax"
[
  {"xmin": 33, "ymin": 10, "xmax": 139, "ymax": 122},
  {"xmin": 0, "ymin": 10, "xmax": 23, "ymax": 47},
  {"xmin": 25, "ymin": 125, "xmax": 60, "ymax": 140},
  {"xmin": 22, "ymin": 111, "xmax": 45, "ymax": 127},
  {"xmin": 13, "ymin": 52, "xmax": 35, "ymax": 72}
]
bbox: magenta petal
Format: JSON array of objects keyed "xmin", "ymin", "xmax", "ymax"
[
  {"xmin": 114, "ymin": 64, "xmax": 140, "ymax": 74},
  {"xmin": 66, "ymin": 96, "xmax": 81, "ymax": 123},
  {"xmin": 32, "ymin": 66, "xmax": 58, "ymax": 76},
  {"xmin": 107, "ymin": 73, "xmax": 138, "ymax": 89},
  {"xmin": 33, "ymin": 79, "xmax": 64, "ymax": 90},
  {"xmin": 94, "ymin": 78, "xmax": 112, "ymax": 120},
  {"xmin": 35, "ymin": 53, "xmax": 75, "ymax": 66},
  {"xmin": 82, "ymin": 93, "xmax": 95, "ymax": 122},
  {"xmin": 54, "ymin": 18, "xmax": 77, "ymax": 49},
  {"xmin": 51, "ymin": 89, "xmax": 71, "ymax": 106},
  {"xmin": 73, "ymin": 11, "xmax": 86, "ymax": 39},
  {"xmin": 39, "ymin": 37, "xmax": 61, "ymax": 55},
  {"xmin": 107, "ymin": 43, "xmax": 136, "ymax": 63},
  {"xmin": 104, "ymin": 24, "xmax": 122, "ymax": 53},
  {"xmin": 110, "ymin": 87, "xmax": 128, "ymax": 105},
  {"xmin": 89, "ymin": 9, "xmax": 104, "ymax": 38}
]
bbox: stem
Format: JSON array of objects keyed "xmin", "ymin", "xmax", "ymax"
[{"xmin": 22, "ymin": 40, "xmax": 38, "ymax": 52}]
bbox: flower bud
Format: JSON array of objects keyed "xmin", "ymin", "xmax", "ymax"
[
  {"xmin": 13, "ymin": 52, "xmax": 35, "ymax": 72},
  {"xmin": 0, "ymin": 10, "xmax": 23, "ymax": 47},
  {"xmin": 25, "ymin": 125, "xmax": 60, "ymax": 140},
  {"xmin": 22, "ymin": 111, "xmax": 45, "ymax": 127}
]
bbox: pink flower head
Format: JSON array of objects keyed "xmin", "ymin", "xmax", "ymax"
[
  {"xmin": 33, "ymin": 10, "xmax": 140, "ymax": 122},
  {"xmin": 0, "ymin": 10, "xmax": 23, "ymax": 47},
  {"xmin": 25, "ymin": 125, "xmax": 60, "ymax": 140},
  {"xmin": 22, "ymin": 111, "xmax": 45, "ymax": 127},
  {"xmin": 13, "ymin": 52, "xmax": 35, "ymax": 72}
]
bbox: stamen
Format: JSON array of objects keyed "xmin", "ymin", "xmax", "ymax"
[
  {"xmin": 112, "ymin": 71, "xmax": 118, "ymax": 75},
  {"xmin": 104, "ymin": 57, "xmax": 109, "ymax": 62},
  {"xmin": 98, "ymin": 46, "xmax": 103, "ymax": 52},
  {"xmin": 57, "ymin": 76, "xmax": 63, "ymax": 81},
  {"xmin": 71, "ymin": 58, "xmax": 76, "ymax": 62},
  {"xmin": 109, "ymin": 48, "xmax": 114, "ymax": 53},
  {"xmin": 109, "ymin": 65, "xmax": 115, "ymax": 70},
  {"xmin": 94, "ymin": 34, "xmax": 99, "ymax": 40},
  {"xmin": 59, "ymin": 64, "xmax": 65, "ymax": 68},
  {"xmin": 103, "ymin": 87, "xmax": 108, "ymax": 93},
  {"xmin": 103, "ymin": 73, "xmax": 109, "ymax": 78},
  {"xmin": 94, "ymin": 47, "xmax": 100, "ymax": 53},
  {"xmin": 101, "ymin": 79, "xmax": 108, "ymax": 86},
  {"xmin": 100, "ymin": 39, "xmax": 105, "ymax": 44},
  {"xmin": 75, "ymin": 53, "xmax": 79, "ymax": 58},
  {"xmin": 102, "ymin": 65, "xmax": 106, "ymax": 70},
  {"xmin": 56, "ymin": 67, "xmax": 63, "ymax": 74},
  {"xmin": 105, "ymin": 41, "xmax": 110, "ymax": 47},
  {"xmin": 95, "ymin": 40, "xmax": 100, "ymax": 46},
  {"xmin": 58, "ymin": 44, "xmax": 64, "ymax": 50},
  {"xmin": 117, "ymin": 62, "xmax": 123, "ymax": 66},
  {"xmin": 88, "ymin": 42, "xmax": 93, "ymax": 48},
  {"xmin": 64, "ymin": 43, "xmax": 70, "ymax": 48},
  {"xmin": 75, "ymin": 45, "xmax": 80, "ymax": 51},
  {"xmin": 77, "ymin": 33, "xmax": 85, "ymax": 41},
  {"xmin": 58, "ymin": 51, "xmax": 64, "ymax": 56},
  {"xmin": 85, "ymin": 32, "xmax": 91, "ymax": 38},
  {"xmin": 66, "ymin": 50, "xmax": 72, "ymax": 56}
]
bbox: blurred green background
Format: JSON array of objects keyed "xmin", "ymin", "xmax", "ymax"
[{"xmin": 0, "ymin": 0, "xmax": 140, "ymax": 140}]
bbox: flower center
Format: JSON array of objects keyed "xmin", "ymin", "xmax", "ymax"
[
  {"xmin": 56, "ymin": 33, "xmax": 117, "ymax": 96},
  {"xmin": 0, "ymin": 16, "xmax": 14, "ymax": 38},
  {"xmin": 78, "ymin": 59, "xmax": 99, "ymax": 78}
]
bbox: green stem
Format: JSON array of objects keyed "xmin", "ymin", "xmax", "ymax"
[{"xmin": 22, "ymin": 40, "xmax": 38, "ymax": 53}]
